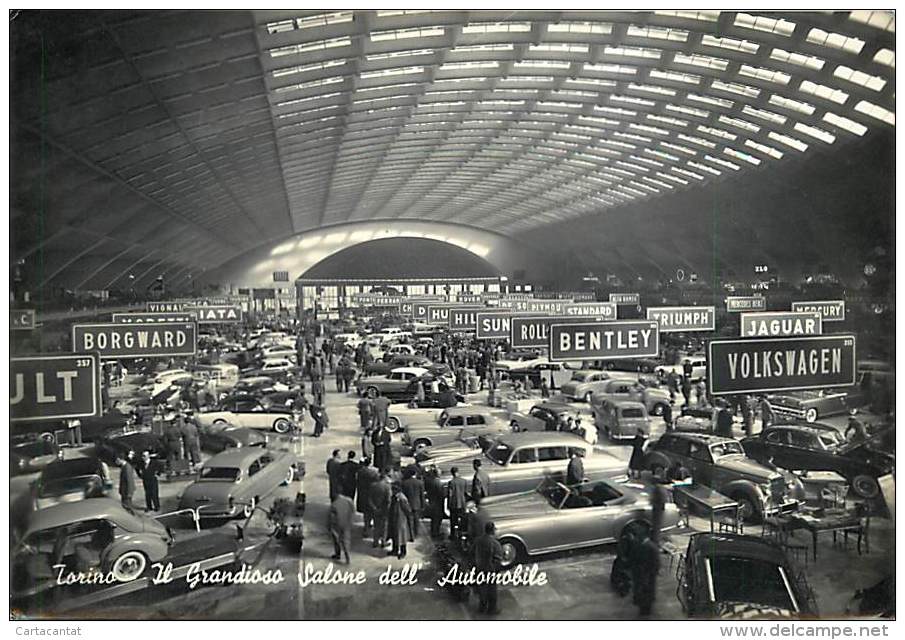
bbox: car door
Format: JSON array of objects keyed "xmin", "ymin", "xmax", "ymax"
[
  {"xmin": 786, "ymin": 430, "xmax": 824, "ymax": 472},
  {"xmin": 492, "ymin": 447, "xmax": 544, "ymax": 495},
  {"xmin": 562, "ymin": 481, "xmax": 621, "ymax": 545},
  {"xmin": 536, "ymin": 445, "xmax": 570, "ymax": 486},
  {"xmin": 687, "ymin": 442, "xmax": 715, "ymax": 486},
  {"xmin": 761, "ymin": 428, "xmax": 794, "ymax": 468}
]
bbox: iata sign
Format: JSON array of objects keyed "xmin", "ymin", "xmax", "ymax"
[
  {"xmin": 740, "ymin": 312, "xmax": 823, "ymax": 337},
  {"xmin": 707, "ymin": 335, "xmax": 856, "ymax": 396},
  {"xmin": 192, "ymin": 305, "xmax": 244, "ymax": 323},
  {"xmin": 548, "ymin": 320, "xmax": 659, "ymax": 362},
  {"xmin": 791, "ymin": 300, "xmax": 846, "ymax": 322},
  {"xmin": 72, "ymin": 322, "xmax": 197, "ymax": 358},
  {"xmin": 646, "ymin": 306, "xmax": 716, "ymax": 333},
  {"xmin": 147, "ymin": 301, "xmax": 187, "ymax": 313},
  {"xmin": 609, "ymin": 293, "xmax": 640, "ymax": 305},
  {"xmin": 726, "ymin": 296, "xmax": 766, "ymax": 312},
  {"xmin": 112, "ymin": 312, "xmax": 197, "ymax": 324},
  {"xmin": 563, "ymin": 302, "xmax": 617, "ymax": 319},
  {"xmin": 11, "ymin": 354, "xmax": 101, "ymax": 422},
  {"xmin": 10, "ymin": 309, "xmax": 36, "ymax": 330}
]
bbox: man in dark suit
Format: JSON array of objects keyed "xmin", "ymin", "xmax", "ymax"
[
  {"xmin": 136, "ymin": 450, "xmax": 163, "ymax": 512},
  {"xmin": 566, "ymin": 449, "xmax": 585, "ymax": 486},
  {"xmin": 117, "ymin": 455, "xmax": 137, "ymax": 512},
  {"xmin": 371, "ymin": 425, "xmax": 392, "ymax": 472},
  {"xmin": 471, "ymin": 459, "xmax": 491, "ymax": 505},
  {"xmin": 447, "ymin": 466, "xmax": 469, "ymax": 543},
  {"xmin": 424, "ymin": 465, "xmax": 445, "ymax": 538},
  {"xmin": 356, "ymin": 458, "xmax": 379, "ymax": 538},
  {"xmin": 472, "ymin": 521, "xmax": 504, "ymax": 615},
  {"xmin": 339, "ymin": 451, "xmax": 360, "ymax": 500},
  {"xmin": 328, "ymin": 493, "xmax": 355, "ymax": 564},
  {"xmin": 326, "ymin": 449, "xmax": 343, "ymax": 501},
  {"xmin": 400, "ymin": 468, "xmax": 426, "ymax": 536},
  {"xmin": 368, "ymin": 471, "xmax": 392, "ymax": 549}
]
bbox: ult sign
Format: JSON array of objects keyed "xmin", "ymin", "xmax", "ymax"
[
  {"xmin": 192, "ymin": 305, "xmax": 243, "ymax": 323},
  {"xmin": 791, "ymin": 300, "xmax": 846, "ymax": 322},
  {"xmin": 548, "ymin": 320, "xmax": 659, "ymax": 362},
  {"xmin": 11, "ymin": 354, "xmax": 101, "ymax": 422},
  {"xmin": 646, "ymin": 306, "xmax": 715, "ymax": 333},
  {"xmin": 707, "ymin": 335, "xmax": 856, "ymax": 396},
  {"xmin": 726, "ymin": 296, "xmax": 766, "ymax": 312},
  {"xmin": 72, "ymin": 322, "xmax": 197, "ymax": 358},
  {"xmin": 740, "ymin": 312, "xmax": 823, "ymax": 337}
]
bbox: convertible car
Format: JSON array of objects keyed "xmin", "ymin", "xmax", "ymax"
[
  {"xmin": 196, "ymin": 401, "xmax": 297, "ymax": 434},
  {"xmin": 468, "ymin": 478, "xmax": 681, "ymax": 568}
]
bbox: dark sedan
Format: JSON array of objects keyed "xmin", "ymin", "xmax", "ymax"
[
  {"xmin": 200, "ymin": 426, "xmax": 268, "ymax": 453},
  {"xmin": 11, "ymin": 440, "xmax": 60, "ymax": 476},
  {"xmin": 95, "ymin": 430, "xmax": 167, "ymax": 465},
  {"xmin": 32, "ymin": 456, "xmax": 113, "ymax": 510},
  {"xmin": 741, "ymin": 423, "xmax": 895, "ymax": 499}
]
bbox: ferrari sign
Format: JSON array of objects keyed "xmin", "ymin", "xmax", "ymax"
[
  {"xmin": 11, "ymin": 354, "xmax": 101, "ymax": 422},
  {"xmin": 726, "ymin": 296, "xmax": 766, "ymax": 312},
  {"xmin": 113, "ymin": 312, "xmax": 196, "ymax": 324},
  {"xmin": 10, "ymin": 309, "xmax": 36, "ymax": 330},
  {"xmin": 707, "ymin": 335, "xmax": 856, "ymax": 396},
  {"xmin": 192, "ymin": 305, "xmax": 243, "ymax": 323},
  {"xmin": 646, "ymin": 306, "xmax": 715, "ymax": 333},
  {"xmin": 72, "ymin": 323, "xmax": 197, "ymax": 358},
  {"xmin": 548, "ymin": 320, "xmax": 659, "ymax": 361},
  {"xmin": 563, "ymin": 302, "xmax": 617, "ymax": 319},
  {"xmin": 791, "ymin": 300, "xmax": 846, "ymax": 322},
  {"xmin": 740, "ymin": 312, "xmax": 823, "ymax": 337}
]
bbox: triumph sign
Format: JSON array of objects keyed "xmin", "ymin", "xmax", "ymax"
[
  {"xmin": 548, "ymin": 320, "xmax": 659, "ymax": 362},
  {"xmin": 707, "ymin": 335, "xmax": 856, "ymax": 396},
  {"xmin": 646, "ymin": 306, "xmax": 715, "ymax": 333},
  {"xmin": 72, "ymin": 323, "xmax": 197, "ymax": 358},
  {"xmin": 740, "ymin": 312, "xmax": 823, "ymax": 337},
  {"xmin": 11, "ymin": 354, "xmax": 101, "ymax": 422},
  {"xmin": 791, "ymin": 300, "xmax": 846, "ymax": 322}
]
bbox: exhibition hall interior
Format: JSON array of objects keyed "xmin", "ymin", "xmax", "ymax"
[{"xmin": 8, "ymin": 9, "xmax": 895, "ymax": 622}]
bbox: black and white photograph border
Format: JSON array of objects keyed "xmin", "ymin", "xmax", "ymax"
[{"xmin": 5, "ymin": 0, "xmax": 898, "ymax": 632}]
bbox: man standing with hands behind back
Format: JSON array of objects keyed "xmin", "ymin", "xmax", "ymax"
[{"xmin": 447, "ymin": 466, "xmax": 469, "ymax": 544}]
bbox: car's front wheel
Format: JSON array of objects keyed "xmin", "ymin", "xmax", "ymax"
[
  {"xmin": 850, "ymin": 474, "xmax": 880, "ymax": 499},
  {"xmin": 804, "ymin": 408, "xmax": 818, "ymax": 423},
  {"xmin": 498, "ymin": 538, "xmax": 526, "ymax": 569},
  {"xmin": 110, "ymin": 551, "xmax": 147, "ymax": 583},
  {"xmin": 651, "ymin": 403, "xmax": 667, "ymax": 417},
  {"xmin": 273, "ymin": 418, "xmax": 292, "ymax": 434},
  {"xmin": 732, "ymin": 493, "xmax": 761, "ymax": 524},
  {"xmin": 282, "ymin": 467, "xmax": 295, "ymax": 486},
  {"xmin": 385, "ymin": 417, "xmax": 400, "ymax": 433},
  {"xmin": 583, "ymin": 391, "xmax": 593, "ymax": 403}
]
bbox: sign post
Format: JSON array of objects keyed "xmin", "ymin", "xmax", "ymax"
[
  {"xmin": 72, "ymin": 322, "xmax": 197, "ymax": 358},
  {"xmin": 548, "ymin": 320, "xmax": 659, "ymax": 361},
  {"xmin": 11, "ymin": 354, "xmax": 101, "ymax": 422}
]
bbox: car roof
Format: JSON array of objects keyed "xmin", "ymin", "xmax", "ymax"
[
  {"xmin": 495, "ymin": 431, "xmax": 587, "ymax": 447},
  {"xmin": 688, "ymin": 533, "xmax": 787, "ymax": 564},
  {"xmin": 667, "ymin": 432, "xmax": 734, "ymax": 444},
  {"xmin": 22, "ymin": 498, "xmax": 144, "ymax": 535},
  {"xmin": 531, "ymin": 402, "xmax": 574, "ymax": 415},
  {"xmin": 203, "ymin": 448, "xmax": 277, "ymax": 467},
  {"xmin": 390, "ymin": 367, "xmax": 429, "ymax": 375},
  {"xmin": 443, "ymin": 407, "xmax": 493, "ymax": 416},
  {"xmin": 768, "ymin": 422, "xmax": 839, "ymax": 434},
  {"xmin": 611, "ymin": 400, "xmax": 647, "ymax": 410}
]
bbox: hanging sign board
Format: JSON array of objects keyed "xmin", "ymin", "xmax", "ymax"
[
  {"xmin": 191, "ymin": 305, "xmax": 244, "ymax": 323},
  {"xmin": 449, "ymin": 307, "xmax": 506, "ymax": 332},
  {"xmin": 791, "ymin": 300, "xmax": 846, "ymax": 322},
  {"xmin": 11, "ymin": 354, "xmax": 101, "ymax": 422},
  {"xmin": 726, "ymin": 296, "xmax": 766, "ymax": 312},
  {"xmin": 563, "ymin": 302, "xmax": 617, "ymax": 319},
  {"xmin": 147, "ymin": 301, "xmax": 187, "ymax": 313},
  {"xmin": 548, "ymin": 320, "xmax": 659, "ymax": 361},
  {"xmin": 11, "ymin": 309, "xmax": 36, "ymax": 330},
  {"xmin": 609, "ymin": 293, "xmax": 640, "ymax": 305},
  {"xmin": 476, "ymin": 312, "xmax": 513, "ymax": 340},
  {"xmin": 646, "ymin": 306, "xmax": 716, "ymax": 333},
  {"xmin": 72, "ymin": 323, "xmax": 197, "ymax": 358},
  {"xmin": 113, "ymin": 312, "xmax": 196, "ymax": 324},
  {"xmin": 740, "ymin": 312, "xmax": 823, "ymax": 337}
]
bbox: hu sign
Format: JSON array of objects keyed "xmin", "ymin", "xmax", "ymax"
[
  {"xmin": 72, "ymin": 323, "xmax": 197, "ymax": 358},
  {"xmin": 192, "ymin": 305, "xmax": 244, "ymax": 323},
  {"xmin": 11, "ymin": 354, "xmax": 101, "ymax": 422}
]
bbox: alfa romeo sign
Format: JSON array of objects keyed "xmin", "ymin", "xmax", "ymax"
[
  {"xmin": 707, "ymin": 335, "xmax": 856, "ymax": 396},
  {"xmin": 11, "ymin": 354, "xmax": 101, "ymax": 422},
  {"xmin": 72, "ymin": 322, "xmax": 197, "ymax": 358},
  {"xmin": 548, "ymin": 320, "xmax": 659, "ymax": 361}
]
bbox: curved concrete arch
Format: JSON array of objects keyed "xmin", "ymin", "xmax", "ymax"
[{"xmin": 199, "ymin": 220, "xmax": 543, "ymax": 289}]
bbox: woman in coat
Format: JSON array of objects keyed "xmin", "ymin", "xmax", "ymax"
[
  {"xmin": 388, "ymin": 484, "xmax": 413, "ymax": 559},
  {"xmin": 628, "ymin": 429, "xmax": 648, "ymax": 478}
]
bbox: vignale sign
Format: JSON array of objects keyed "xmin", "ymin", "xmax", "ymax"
[
  {"xmin": 791, "ymin": 300, "xmax": 846, "ymax": 322},
  {"xmin": 72, "ymin": 322, "xmax": 197, "ymax": 358},
  {"xmin": 548, "ymin": 320, "xmax": 659, "ymax": 361},
  {"xmin": 707, "ymin": 335, "xmax": 856, "ymax": 396},
  {"xmin": 11, "ymin": 354, "xmax": 101, "ymax": 422},
  {"xmin": 740, "ymin": 312, "xmax": 823, "ymax": 337},
  {"xmin": 646, "ymin": 306, "xmax": 715, "ymax": 333},
  {"xmin": 147, "ymin": 301, "xmax": 187, "ymax": 313}
]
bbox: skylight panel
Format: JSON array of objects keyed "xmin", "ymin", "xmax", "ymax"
[
  {"xmin": 274, "ymin": 76, "xmax": 346, "ymax": 94},
  {"xmin": 799, "ymin": 80, "xmax": 849, "ymax": 105},
  {"xmin": 654, "ymin": 10, "xmax": 720, "ymax": 22},
  {"xmin": 745, "ymin": 139, "xmax": 783, "ymax": 160},
  {"xmin": 630, "ymin": 180, "xmax": 659, "ymax": 194},
  {"xmin": 658, "ymin": 171, "xmax": 688, "ymax": 185},
  {"xmin": 795, "ymin": 121, "xmax": 837, "ymax": 143},
  {"xmin": 698, "ymin": 125, "xmax": 736, "ymax": 141},
  {"xmin": 823, "ymin": 112, "xmax": 868, "ymax": 136},
  {"xmin": 768, "ymin": 131, "xmax": 808, "ymax": 152},
  {"xmin": 371, "ymin": 27, "xmax": 445, "ymax": 41},
  {"xmin": 367, "ymin": 50, "xmax": 435, "ymax": 62},
  {"xmin": 536, "ymin": 101, "xmax": 581, "ymax": 109},
  {"xmin": 723, "ymin": 147, "xmax": 761, "ymax": 166},
  {"xmin": 854, "ymin": 101, "xmax": 895, "ymax": 126},
  {"xmin": 734, "ymin": 13, "xmax": 796, "ymax": 37},
  {"xmin": 849, "ymin": 10, "xmax": 895, "ymax": 32},
  {"xmin": 360, "ymin": 66, "xmax": 423, "ymax": 79},
  {"xmin": 833, "ymin": 66, "xmax": 887, "ymax": 92},
  {"xmin": 630, "ymin": 154, "xmax": 663, "ymax": 168},
  {"xmin": 463, "ymin": 22, "xmax": 531, "ymax": 34},
  {"xmin": 738, "ymin": 65, "xmax": 791, "ymax": 85},
  {"xmin": 678, "ymin": 134, "xmax": 716, "ymax": 149},
  {"xmin": 648, "ymin": 114, "xmax": 687, "ymax": 127},
  {"xmin": 501, "ymin": 75, "xmax": 555, "ymax": 82},
  {"xmin": 270, "ymin": 37, "xmax": 351, "ymax": 57},
  {"xmin": 688, "ymin": 160, "xmax": 721, "ymax": 176},
  {"xmin": 515, "ymin": 60, "xmax": 571, "ymax": 69},
  {"xmin": 440, "ymin": 61, "xmax": 500, "ymax": 70},
  {"xmin": 604, "ymin": 46, "xmax": 662, "ymax": 59},
  {"xmin": 806, "ymin": 28, "xmax": 865, "ymax": 55},
  {"xmin": 769, "ymin": 48, "xmax": 824, "ymax": 71},
  {"xmin": 873, "ymin": 48, "xmax": 895, "ymax": 68},
  {"xmin": 705, "ymin": 155, "xmax": 740, "ymax": 171},
  {"xmin": 769, "ymin": 94, "xmax": 815, "ymax": 115},
  {"xmin": 642, "ymin": 175, "xmax": 674, "ymax": 190},
  {"xmin": 582, "ymin": 114, "xmax": 621, "ymax": 126},
  {"xmin": 617, "ymin": 160, "xmax": 650, "ymax": 173},
  {"xmin": 530, "ymin": 43, "xmax": 589, "ymax": 53},
  {"xmin": 584, "ymin": 63, "xmax": 637, "ymax": 75},
  {"xmin": 701, "ymin": 34, "xmax": 759, "ymax": 54},
  {"xmin": 567, "ymin": 77, "xmax": 617, "ymax": 88},
  {"xmin": 629, "ymin": 83, "xmax": 676, "ymax": 97},
  {"xmin": 281, "ymin": 91, "xmax": 342, "ymax": 105},
  {"xmin": 267, "ymin": 11, "xmax": 353, "ymax": 34},
  {"xmin": 627, "ymin": 24, "xmax": 688, "ymax": 42},
  {"xmin": 611, "ymin": 95, "xmax": 655, "ymax": 107},
  {"xmin": 688, "ymin": 93, "xmax": 733, "ymax": 109},
  {"xmin": 672, "ymin": 166, "xmax": 704, "ymax": 180},
  {"xmin": 661, "ymin": 141, "xmax": 696, "ymax": 156},
  {"xmin": 453, "ymin": 43, "xmax": 514, "ymax": 52},
  {"xmin": 742, "ymin": 105, "xmax": 787, "ymax": 125},
  {"xmin": 553, "ymin": 89, "xmax": 597, "ymax": 99},
  {"xmin": 273, "ymin": 59, "xmax": 347, "ymax": 78},
  {"xmin": 612, "ymin": 132, "xmax": 648, "ymax": 144},
  {"xmin": 649, "ymin": 69, "xmax": 700, "ymax": 85},
  {"xmin": 666, "ymin": 104, "xmax": 709, "ymax": 119},
  {"xmin": 719, "ymin": 115, "xmax": 760, "ymax": 133},
  {"xmin": 548, "ymin": 21, "xmax": 612, "ymax": 34},
  {"xmin": 711, "ymin": 80, "xmax": 760, "ymax": 98},
  {"xmin": 673, "ymin": 53, "xmax": 729, "ymax": 71}
]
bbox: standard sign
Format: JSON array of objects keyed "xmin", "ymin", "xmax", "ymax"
[
  {"xmin": 563, "ymin": 302, "xmax": 617, "ymax": 319},
  {"xmin": 113, "ymin": 312, "xmax": 197, "ymax": 324},
  {"xmin": 548, "ymin": 320, "xmax": 659, "ymax": 362},
  {"xmin": 72, "ymin": 322, "xmax": 197, "ymax": 358},
  {"xmin": 707, "ymin": 335, "xmax": 856, "ymax": 396},
  {"xmin": 646, "ymin": 306, "xmax": 715, "ymax": 333},
  {"xmin": 740, "ymin": 312, "xmax": 823, "ymax": 337},
  {"xmin": 726, "ymin": 296, "xmax": 766, "ymax": 312},
  {"xmin": 609, "ymin": 293, "xmax": 640, "ymax": 305},
  {"xmin": 147, "ymin": 301, "xmax": 187, "ymax": 313},
  {"xmin": 792, "ymin": 300, "xmax": 846, "ymax": 322},
  {"xmin": 192, "ymin": 305, "xmax": 243, "ymax": 323},
  {"xmin": 511, "ymin": 316, "xmax": 604, "ymax": 349},
  {"xmin": 11, "ymin": 354, "xmax": 101, "ymax": 422},
  {"xmin": 11, "ymin": 309, "xmax": 36, "ymax": 330}
]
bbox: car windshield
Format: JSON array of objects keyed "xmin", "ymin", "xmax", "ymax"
[
  {"xmin": 485, "ymin": 442, "xmax": 513, "ymax": 465},
  {"xmin": 707, "ymin": 556, "xmax": 796, "ymax": 611},
  {"xmin": 709, "ymin": 442, "xmax": 744, "ymax": 458},
  {"xmin": 14, "ymin": 442, "xmax": 54, "ymax": 457},
  {"xmin": 540, "ymin": 483, "xmax": 570, "ymax": 507},
  {"xmin": 570, "ymin": 372, "xmax": 591, "ymax": 381},
  {"xmin": 39, "ymin": 475, "xmax": 103, "ymax": 497},
  {"xmin": 621, "ymin": 408, "xmax": 645, "ymax": 419},
  {"xmin": 475, "ymin": 434, "xmax": 496, "ymax": 452},
  {"xmin": 199, "ymin": 466, "xmax": 241, "ymax": 481}
]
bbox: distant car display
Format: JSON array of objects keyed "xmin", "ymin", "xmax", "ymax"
[
  {"xmin": 402, "ymin": 407, "xmax": 508, "ymax": 452},
  {"xmin": 767, "ymin": 386, "xmax": 868, "ymax": 423},
  {"xmin": 559, "ymin": 369, "xmax": 634, "ymax": 402},
  {"xmin": 589, "ymin": 378, "xmax": 671, "ymax": 417},
  {"xmin": 509, "ymin": 402, "xmax": 585, "ymax": 433},
  {"xmin": 355, "ymin": 367, "xmax": 429, "ymax": 400},
  {"xmin": 592, "ymin": 399, "xmax": 652, "ymax": 441},
  {"xmin": 199, "ymin": 425, "xmax": 268, "ymax": 453},
  {"xmin": 11, "ymin": 439, "xmax": 61, "ymax": 476}
]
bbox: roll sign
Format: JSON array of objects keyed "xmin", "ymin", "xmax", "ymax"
[
  {"xmin": 11, "ymin": 354, "xmax": 101, "ymax": 422},
  {"xmin": 72, "ymin": 322, "xmax": 198, "ymax": 358},
  {"xmin": 707, "ymin": 335, "xmax": 856, "ymax": 396},
  {"xmin": 646, "ymin": 306, "xmax": 715, "ymax": 333},
  {"xmin": 791, "ymin": 300, "xmax": 846, "ymax": 322},
  {"xmin": 548, "ymin": 320, "xmax": 659, "ymax": 362}
]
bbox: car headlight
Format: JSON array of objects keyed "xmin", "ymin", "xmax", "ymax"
[{"xmin": 465, "ymin": 501, "xmax": 478, "ymax": 514}]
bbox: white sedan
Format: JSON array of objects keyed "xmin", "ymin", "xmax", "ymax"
[{"xmin": 196, "ymin": 402, "xmax": 298, "ymax": 434}]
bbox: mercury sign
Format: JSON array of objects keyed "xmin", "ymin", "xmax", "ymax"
[
  {"xmin": 548, "ymin": 320, "xmax": 659, "ymax": 362},
  {"xmin": 726, "ymin": 296, "xmax": 766, "ymax": 312},
  {"xmin": 740, "ymin": 312, "xmax": 823, "ymax": 338},
  {"xmin": 707, "ymin": 335, "xmax": 856, "ymax": 396},
  {"xmin": 609, "ymin": 293, "xmax": 640, "ymax": 305},
  {"xmin": 72, "ymin": 323, "xmax": 197, "ymax": 358},
  {"xmin": 563, "ymin": 302, "xmax": 617, "ymax": 319},
  {"xmin": 112, "ymin": 312, "xmax": 197, "ymax": 324},
  {"xmin": 11, "ymin": 309, "xmax": 36, "ymax": 330},
  {"xmin": 646, "ymin": 306, "xmax": 715, "ymax": 333},
  {"xmin": 192, "ymin": 305, "xmax": 243, "ymax": 323},
  {"xmin": 11, "ymin": 354, "xmax": 101, "ymax": 422},
  {"xmin": 791, "ymin": 300, "xmax": 846, "ymax": 322}
]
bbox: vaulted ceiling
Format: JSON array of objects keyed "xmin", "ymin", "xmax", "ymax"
[{"xmin": 10, "ymin": 9, "xmax": 895, "ymax": 292}]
